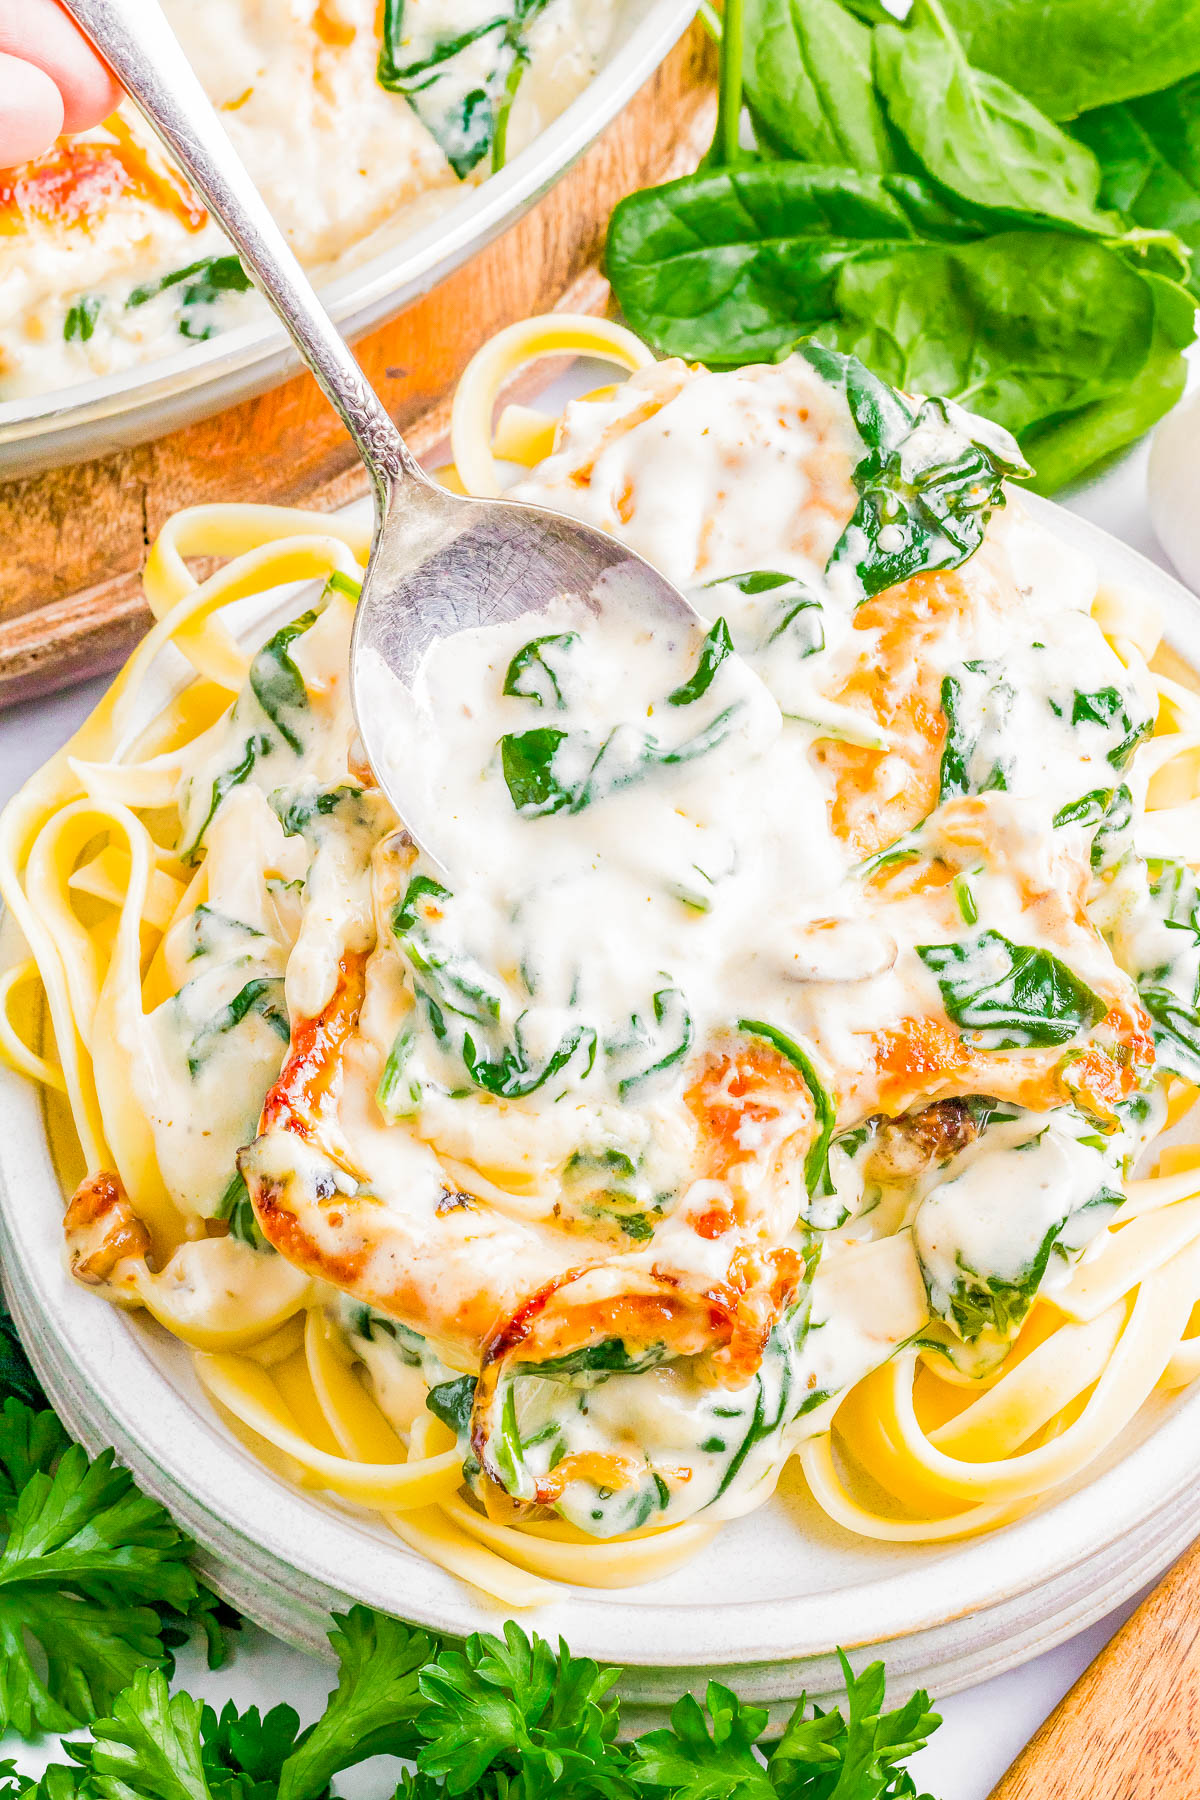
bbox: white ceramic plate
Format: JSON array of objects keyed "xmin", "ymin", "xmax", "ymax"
[
  {"xmin": 0, "ymin": 0, "xmax": 695, "ymax": 477},
  {"xmin": 2, "ymin": 494, "xmax": 1200, "ymax": 1724}
]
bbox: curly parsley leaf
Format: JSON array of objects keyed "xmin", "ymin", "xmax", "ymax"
[
  {"xmin": 769, "ymin": 1653, "xmax": 940, "ymax": 1800},
  {"xmin": 416, "ymin": 1620, "xmax": 626, "ymax": 1798},
  {"xmin": 275, "ymin": 1607, "xmax": 434, "ymax": 1800},
  {"xmin": 0, "ymin": 1606, "xmax": 943, "ymax": 1800},
  {"xmin": 0, "ymin": 1394, "xmax": 228, "ymax": 1740},
  {"xmin": 631, "ymin": 1682, "xmax": 776, "ymax": 1800}
]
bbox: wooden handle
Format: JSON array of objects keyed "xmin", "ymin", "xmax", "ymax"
[{"xmin": 989, "ymin": 1537, "xmax": 1200, "ymax": 1799}]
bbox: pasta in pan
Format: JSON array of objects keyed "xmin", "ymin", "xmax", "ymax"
[{"xmin": 5, "ymin": 316, "xmax": 1200, "ymax": 1605}]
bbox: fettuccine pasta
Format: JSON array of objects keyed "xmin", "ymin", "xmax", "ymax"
[{"xmin": 5, "ymin": 316, "xmax": 1200, "ymax": 1604}]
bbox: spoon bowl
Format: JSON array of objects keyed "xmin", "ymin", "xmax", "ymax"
[
  {"xmin": 61, "ymin": 0, "xmax": 702, "ymax": 863},
  {"xmin": 351, "ymin": 483, "xmax": 703, "ymax": 869}
]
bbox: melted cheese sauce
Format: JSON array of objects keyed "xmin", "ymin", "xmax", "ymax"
[
  {"xmin": 0, "ymin": 0, "xmax": 616, "ymax": 400},
  {"xmin": 141, "ymin": 352, "xmax": 1177, "ymax": 1538}
]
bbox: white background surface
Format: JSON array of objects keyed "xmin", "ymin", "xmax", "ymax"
[{"xmin": 0, "ymin": 419, "xmax": 1187, "ymax": 1799}]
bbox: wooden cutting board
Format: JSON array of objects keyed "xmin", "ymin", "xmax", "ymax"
[
  {"xmin": 989, "ymin": 1534, "xmax": 1200, "ymax": 1799},
  {"xmin": 0, "ymin": 22, "xmax": 715, "ymax": 710}
]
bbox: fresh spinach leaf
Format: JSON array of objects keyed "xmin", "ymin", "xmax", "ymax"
[
  {"xmin": 874, "ymin": 3, "xmax": 1122, "ymax": 234},
  {"xmin": 1073, "ymin": 76, "xmax": 1200, "ymax": 300},
  {"xmin": 502, "ymin": 632, "xmax": 579, "ymax": 709},
  {"xmin": 248, "ymin": 607, "xmax": 320, "ymax": 755},
  {"xmin": 63, "ymin": 296, "xmax": 101, "ymax": 342},
  {"xmin": 742, "ymin": 0, "xmax": 896, "ymax": 169},
  {"xmin": 667, "ymin": 619, "xmax": 733, "ymax": 705},
  {"xmin": 607, "ymin": 163, "xmax": 980, "ymax": 365},
  {"xmin": 917, "ymin": 929, "xmax": 1107, "ymax": 1048},
  {"xmin": 821, "ymin": 234, "xmax": 1194, "ymax": 492},
  {"xmin": 376, "ymin": 0, "xmax": 550, "ymax": 177},
  {"xmin": 937, "ymin": 0, "xmax": 1200, "ymax": 121},
  {"xmin": 126, "ymin": 255, "xmax": 252, "ymax": 339},
  {"xmin": 802, "ymin": 342, "xmax": 1028, "ymax": 601},
  {"xmin": 738, "ymin": 1018, "xmax": 836, "ymax": 1193}
]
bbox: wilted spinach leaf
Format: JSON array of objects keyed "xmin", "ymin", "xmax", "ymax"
[
  {"xmin": 1140, "ymin": 986, "xmax": 1200, "ymax": 1082},
  {"xmin": 1069, "ymin": 686, "xmax": 1153, "ymax": 768},
  {"xmin": 127, "ymin": 255, "xmax": 252, "ymax": 339},
  {"xmin": 802, "ymin": 342, "xmax": 1028, "ymax": 601},
  {"xmin": 668, "ymin": 619, "xmax": 733, "ymax": 705},
  {"xmin": 461, "ymin": 1015, "xmax": 596, "ymax": 1099},
  {"xmin": 738, "ymin": 1017, "xmax": 836, "ymax": 1193},
  {"xmin": 213, "ymin": 1170, "xmax": 270, "ymax": 1251},
  {"xmin": 500, "ymin": 710, "xmax": 742, "ymax": 817},
  {"xmin": 917, "ymin": 929, "xmax": 1107, "ymax": 1048},
  {"xmin": 1053, "ymin": 784, "xmax": 1134, "ymax": 869},
  {"xmin": 248, "ymin": 607, "xmax": 320, "ymax": 755},
  {"xmin": 607, "ymin": 988, "xmax": 694, "ymax": 1097},
  {"xmin": 941, "ymin": 1220, "xmax": 1064, "ymax": 1341},
  {"xmin": 377, "ymin": 0, "xmax": 550, "ymax": 177},
  {"xmin": 502, "ymin": 632, "xmax": 579, "ymax": 709},
  {"xmin": 178, "ymin": 733, "xmax": 270, "ymax": 862},
  {"xmin": 186, "ymin": 978, "xmax": 289, "ymax": 1077},
  {"xmin": 391, "ymin": 874, "xmax": 504, "ymax": 1028},
  {"xmin": 938, "ymin": 661, "xmax": 1015, "ymax": 799},
  {"xmin": 1130, "ymin": 860, "xmax": 1200, "ymax": 1080},
  {"xmin": 63, "ymin": 295, "xmax": 101, "ymax": 342},
  {"xmin": 425, "ymin": 1375, "xmax": 476, "ymax": 1438}
]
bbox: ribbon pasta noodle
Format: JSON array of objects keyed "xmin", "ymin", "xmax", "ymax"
[{"xmin": 5, "ymin": 319, "xmax": 1200, "ymax": 1604}]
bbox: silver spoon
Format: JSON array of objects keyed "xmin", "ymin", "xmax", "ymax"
[{"xmin": 61, "ymin": 0, "xmax": 702, "ymax": 871}]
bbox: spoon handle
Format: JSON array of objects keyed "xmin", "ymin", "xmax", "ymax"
[{"xmin": 59, "ymin": 0, "xmax": 420, "ymax": 506}]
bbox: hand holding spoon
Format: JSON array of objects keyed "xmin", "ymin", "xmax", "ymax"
[{"xmin": 59, "ymin": 0, "xmax": 702, "ymax": 870}]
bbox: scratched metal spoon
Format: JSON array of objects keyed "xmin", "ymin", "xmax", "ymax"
[{"xmin": 63, "ymin": 0, "xmax": 702, "ymax": 870}]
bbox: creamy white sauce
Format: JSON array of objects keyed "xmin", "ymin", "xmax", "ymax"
[{"xmin": 150, "ymin": 353, "xmax": 1179, "ymax": 1535}]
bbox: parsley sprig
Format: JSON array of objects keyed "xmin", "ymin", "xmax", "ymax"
[
  {"xmin": 0, "ymin": 1307, "xmax": 941, "ymax": 1800},
  {"xmin": 5, "ymin": 1612, "xmax": 939, "ymax": 1800},
  {"xmin": 0, "ymin": 1316, "xmax": 232, "ymax": 1742}
]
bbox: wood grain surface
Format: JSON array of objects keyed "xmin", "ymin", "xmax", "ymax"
[
  {"xmin": 0, "ymin": 22, "xmax": 715, "ymax": 709},
  {"xmin": 989, "ymin": 1537, "xmax": 1200, "ymax": 1799}
]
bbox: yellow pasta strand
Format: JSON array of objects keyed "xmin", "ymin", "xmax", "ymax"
[{"xmin": 450, "ymin": 313, "xmax": 655, "ymax": 498}]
